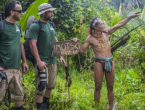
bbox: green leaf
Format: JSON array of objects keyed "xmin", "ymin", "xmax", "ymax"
[
  {"xmin": 128, "ymin": 68, "xmax": 140, "ymax": 79},
  {"xmin": 17, "ymin": 0, "xmax": 48, "ymax": 31}
]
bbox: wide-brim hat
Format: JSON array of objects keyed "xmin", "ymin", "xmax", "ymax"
[{"xmin": 37, "ymin": 3, "xmax": 56, "ymax": 15}]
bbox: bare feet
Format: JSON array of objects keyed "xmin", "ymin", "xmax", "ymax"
[{"xmin": 109, "ymin": 102, "xmax": 117, "ymax": 110}]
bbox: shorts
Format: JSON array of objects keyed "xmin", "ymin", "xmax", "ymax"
[
  {"xmin": 34, "ymin": 63, "xmax": 57, "ymax": 96},
  {"xmin": 0, "ymin": 69, "xmax": 23, "ymax": 101}
]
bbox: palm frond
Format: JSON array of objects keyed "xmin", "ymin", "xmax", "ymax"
[{"xmin": 17, "ymin": 0, "xmax": 48, "ymax": 31}]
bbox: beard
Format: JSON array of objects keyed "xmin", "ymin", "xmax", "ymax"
[
  {"xmin": 45, "ymin": 16, "xmax": 52, "ymax": 21},
  {"xmin": 44, "ymin": 13, "xmax": 52, "ymax": 21},
  {"xmin": 13, "ymin": 14, "xmax": 20, "ymax": 21}
]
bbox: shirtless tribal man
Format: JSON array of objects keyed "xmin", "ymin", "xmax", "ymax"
[{"xmin": 78, "ymin": 12, "xmax": 140, "ymax": 110}]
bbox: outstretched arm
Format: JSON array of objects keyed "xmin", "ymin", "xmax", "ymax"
[
  {"xmin": 105, "ymin": 11, "xmax": 141, "ymax": 35},
  {"xmin": 80, "ymin": 38, "xmax": 90, "ymax": 54}
]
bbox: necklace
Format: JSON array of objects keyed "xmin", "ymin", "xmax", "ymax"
[{"xmin": 92, "ymin": 33, "xmax": 104, "ymax": 48}]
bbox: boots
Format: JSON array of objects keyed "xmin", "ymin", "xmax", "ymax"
[
  {"xmin": 14, "ymin": 106, "xmax": 25, "ymax": 110},
  {"xmin": 42, "ymin": 97, "xmax": 49, "ymax": 110}
]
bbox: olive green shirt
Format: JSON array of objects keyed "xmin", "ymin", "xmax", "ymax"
[
  {"xmin": 28, "ymin": 21, "xmax": 57, "ymax": 64},
  {"xmin": 0, "ymin": 20, "xmax": 22, "ymax": 69}
]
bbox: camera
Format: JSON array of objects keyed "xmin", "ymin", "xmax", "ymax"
[
  {"xmin": 0, "ymin": 70, "xmax": 6, "ymax": 82},
  {"xmin": 38, "ymin": 68, "xmax": 47, "ymax": 91}
]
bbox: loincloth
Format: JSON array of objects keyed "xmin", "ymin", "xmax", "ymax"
[{"xmin": 94, "ymin": 56, "xmax": 113, "ymax": 72}]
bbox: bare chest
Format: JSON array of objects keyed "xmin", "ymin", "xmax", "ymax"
[{"xmin": 90, "ymin": 36, "xmax": 110, "ymax": 49}]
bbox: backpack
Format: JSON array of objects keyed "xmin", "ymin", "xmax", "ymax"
[
  {"xmin": 0, "ymin": 12, "xmax": 4, "ymax": 63},
  {"xmin": 23, "ymin": 15, "xmax": 56, "ymax": 65},
  {"xmin": 0, "ymin": 12, "xmax": 5, "ymax": 36}
]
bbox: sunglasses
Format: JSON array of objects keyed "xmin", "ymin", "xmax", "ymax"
[{"xmin": 13, "ymin": 9, "xmax": 23, "ymax": 13}]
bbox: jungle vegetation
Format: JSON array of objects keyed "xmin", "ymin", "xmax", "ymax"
[{"xmin": 0, "ymin": 0, "xmax": 145, "ymax": 110}]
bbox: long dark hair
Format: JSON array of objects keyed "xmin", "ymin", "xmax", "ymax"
[{"xmin": 5, "ymin": 1, "xmax": 21, "ymax": 18}]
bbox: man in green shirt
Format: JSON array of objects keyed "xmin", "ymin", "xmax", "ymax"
[
  {"xmin": 0, "ymin": 1, "xmax": 28, "ymax": 110},
  {"xmin": 29, "ymin": 3, "xmax": 65, "ymax": 110}
]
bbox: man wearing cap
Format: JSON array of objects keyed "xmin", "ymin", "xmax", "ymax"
[{"xmin": 29, "ymin": 3, "xmax": 65, "ymax": 110}]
